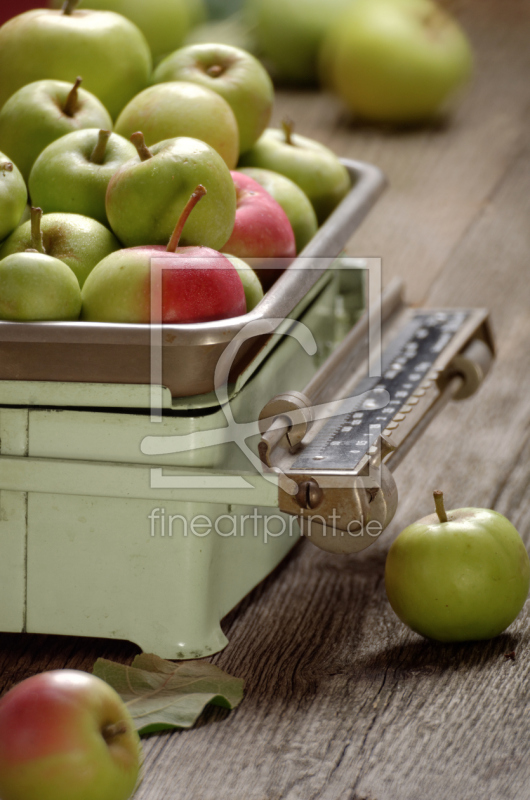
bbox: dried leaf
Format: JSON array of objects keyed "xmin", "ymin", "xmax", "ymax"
[{"xmin": 93, "ymin": 654, "xmax": 244, "ymax": 735}]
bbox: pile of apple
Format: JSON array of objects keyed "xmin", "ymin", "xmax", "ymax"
[{"xmin": 0, "ymin": 0, "xmax": 352, "ymax": 325}]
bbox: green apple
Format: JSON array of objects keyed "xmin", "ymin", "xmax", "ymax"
[
  {"xmin": 320, "ymin": 0, "xmax": 473, "ymax": 124},
  {"xmin": 238, "ymin": 124, "xmax": 351, "ymax": 224},
  {"xmin": 153, "ymin": 43, "xmax": 274, "ymax": 154},
  {"xmin": 223, "ymin": 253, "xmax": 264, "ymax": 310},
  {"xmin": 49, "ymin": 0, "xmax": 192, "ymax": 64},
  {"xmin": 385, "ymin": 491, "xmax": 530, "ymax": 642},
  {"xmin": 238, "ymin": 166, "xmax": 317, "ymax": 252},
  {"xmin": 0, "ymin": 78, "xmax": 113, "ymax": 182},
  {"xmin": 0, "ymin": 207, "xmax": 121, "ymax": 287},
  {"xmin": 0, "ymin": 158, "xmax": 27, "ymax": 243},
  {"xmin": 29, "ymin": 129, "xmax": 138, "ymax": 226},
  {"xmin": 114, "ymin": 81, "xmax": 239, "ymax": 169},
  {"xmin": 0, "ymin": 250, "xmax": 82, "ymax": 321},
  {"xmin": 247, "ymin": 0, "xmax": 352, "ymax": 83},
  {"xmin": 83, "ymin": 185, "xmax": 246, "ymax": 324},
  {"xmin": 106, "ymin": 133, "xmax": 236, "ymax": 249},
  {"xmin": 0, "ymin": 669, "xmax": 141, "ymax": 800},
  {"xmin": 0, "ymin": 1, "xmax": 152, "ymax": 119},
  {"xmin": 184, "ymin": 0, "xmax": 208, "ymax": 28}
]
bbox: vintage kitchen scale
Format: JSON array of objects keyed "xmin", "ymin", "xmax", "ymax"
[{"xmin": 0, "ymin": 160, "xmax": 494, "ymax": 659}]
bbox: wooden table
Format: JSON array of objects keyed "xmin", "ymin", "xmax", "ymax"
[{"xmin": 2, "ymin": 1, "xmax": 530, "ymax": 797}]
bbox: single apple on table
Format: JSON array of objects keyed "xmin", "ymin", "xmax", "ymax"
[
  {"xmin": 385, "ymin": 491, "xmax": 530, "ymax": 642},
  {"xmin": 239, "ymin": 122, "xmax": 351, "ymax": 224},
  {"xmin": 0, "ymin": 77, "xmax": 113, "ymax": 183},
  {"xmin": 29, "ymin": 129, "xmax": 138, "ymax": 227},
  {"xmin": 153, "ymin": 43, "xmax": 274, "ymax": 154},
  {"xmin": 0, "ymin": 669, "xmax": 141, "ymax": 800},
  {"xmin": 114, "ymin": 81, "xmax": 239, "ymax": 169},
  {"xmin": 83, "ymin": 185, "xmax": 246, "ymax": 323},
  {"xmin": 320, "ymin": 0, "xmax": 473, "ymax": 124},
  {"xmin": 0, "ymin": 0, "xmax": 152, "ymax": 119},
  {"xmin": 238, "ymin": 166, "xmax": 318, "ymax": 252},
  {"xmin": 49, "ymin": 0, "xmax": 193, "ymax": 64},
  {"xmin": 106, "ymin": 132, "xmax": 237, "ymax": 250},
  {"xmin": 0, "ymin": 207, "xmax": 121, "ymax": 287},
  {"xmin": 0, "ymin": 157, "xmax": 27, "ymax": 243},
  {"xmin": 0, "ymin": 250, "xmax": 82, "ymax": 321}
]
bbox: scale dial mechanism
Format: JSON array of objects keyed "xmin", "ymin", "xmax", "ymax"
[{"xmin": 259, "ymin": 282, "xmax": 494, "ymax": 554}]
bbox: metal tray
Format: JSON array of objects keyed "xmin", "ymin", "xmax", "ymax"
[{"xmin": 0, "ymin": 159, "xmax": 385, "ymax": 398}]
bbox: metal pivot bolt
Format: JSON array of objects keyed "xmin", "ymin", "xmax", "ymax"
[{"xmin": 295, "ymin": 479, "xmax": 324, "ymax": 510}]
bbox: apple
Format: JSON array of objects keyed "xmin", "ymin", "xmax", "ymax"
[
  {"xmin": 0, "ymin": 669, "xmax": 141, "ymax": 800},
  {"xmin": 106, "ymin": 132, "xmax": 236, "ymax": 250},
  {"xmin": 29, "ymin": 129, "xmax": 138, "ymax": 227},
  {"xmin": 0, "ymin": 78, "xmax": 113, "ymax": 183},
  {"xmin": 0, "ymin": 250, "xmax": 82, "ymax": 321},
  {"xmin": 114, "ymin": 81, "xmax": 239, "ymax": 169},
  {"xmin": 385, "ymin": 491, "xmax": 530, "ymax": 642},
  {"xmin": 320, "ymin": 0, "xmax": 473, "ymax": 124},
  {"xmin": 247, "ymin": 0, "xmax": 353, "ymax": 84},
  {"xmin": 222, "ymin": 171, "xmax": 296, "ymax": 290},
  {"xmin": 238, "ymin": 123, "xmax": 351, "ymax": 224},
  {"xmin": 0, "ymin": 207, "xmax": 121, "ymax": 287},
  {"xmin": 224, "ymin": 170, "xmax": 296, "ymax": 260},
  {"xmin": 238, "ymin": 166, "xmax": 317, "ymax": 252},
  {"xmin": 153, "ymin": 43, "xmax": 274, "ymax": 154},
  {"xmin": 0, "ymin": 157, "xmax": 27, "ymax": 243},
  {"xmin": 0, "ymin": 1, "xmax": 152, "ymax": 119},
  {"xmin": 183, "ymin": 0, "xmax": 208, "ymax": 28},
  {"xmin": 223, "ymin": 253, "xmax": 264, "ymax": 311},
  {"xmin": 49, "ymin": 0, "xmax": 193, "ymax": 64},
  {"xmin": 83, "ymin": 185, "xmax": 246, "ymax": 323}
]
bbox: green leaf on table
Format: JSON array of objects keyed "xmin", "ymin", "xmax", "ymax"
[{"xmin": 93, "ymin": 653, "xmax": 244, "ymax": 735}]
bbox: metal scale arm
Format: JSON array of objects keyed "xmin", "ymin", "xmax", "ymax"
[{"xmin": 258, "ymin": 282, "xmax": 495, "ymax": 555}]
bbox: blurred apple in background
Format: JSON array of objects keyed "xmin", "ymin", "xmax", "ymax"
[
  {"xmin": 0, "ymin": 157, "xmax": 27, "ymax": 243},
  {"xmin": 153, "ymin": 43, "xmax": 274, "ymax": 154},
  {"xmin": 246, "ymin": 0, "xmax": 353, "ymax": 84},
  {"xmin": 238, "ymin": 166, "xmax": 317, "ymax": 252},
  {"xmin": 106, "ymin": 133, "xmax": 236, "ymax": 250},
  {"xmin": 0, "ymin": 1, "xmax": 152, "ymax": 119},
  {"xmin": 239, "ymin": 123, "xmax": 351, "ymax": 224},
  {"xmin": 29, "ymin": 129, "xmax": 138, "ymax": 226},
  {"xmin": 0, "ymin": 207, "xmax": 121, "ymax": 287},
  {"xmin": 321, "ymin": 0, "xmax": 473, "ymax": 124},
  {"xmin": 0, "ymin": 670, "xmax": 141, "ymax": 800},
  {"xmin": 0, "ymin": 78, "xmax": 113, "ymax": 183},
  {"xmin": 83, "ymin": 185, "xmax": 246, "ymax": 323},
  {"xmin": 114, "ymin": 82, "xmax": 239, "ymax": 169}
]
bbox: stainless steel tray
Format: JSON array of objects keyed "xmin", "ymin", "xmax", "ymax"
[{"xmin": 0, "ymin": 159, "xmax": 385, "ymax": 398}]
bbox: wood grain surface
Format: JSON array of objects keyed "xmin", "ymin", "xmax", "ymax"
[{"xmin": 1, "ymin": 1, "xmax": 530, "ymax": 798}]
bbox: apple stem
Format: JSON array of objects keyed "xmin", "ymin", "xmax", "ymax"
[
  {"xmin": 206, "ymin": 64, "xmax": 224, "ymax": 77},
  {"xmin": 282, "ymin": 118, "xmax": 294, "ymax": 146},
  {"xmin": 166, "ymin": 185, "xmax": 207, "ymax": 252},
  {"xmin": 63, "ymin": 77, "xmax": 82, "ymax": 117},
  {"xmin": 61, "ymin": 0, "xmax": 80, "ymax": 15},
  {"xmin": 131, "ymin": 132, "xmax": 153, "ymax": 162},
  {"xmin": 102, "ymin": 721, "xmax": 129, "ymax": 744},
  {"xmin": 0, "ymin": 162, "xmax": 13, "ymax": 173},
  {"xmin": 89, "ymin": 130, "xmax": 112, "ymax": 165},
  {"xmin": 30, "ymin": 207, "xmax": 46, "ymax": 254},
  {"xmin": 433, "ymin": 490, "xmax": 448, "ymax": 523}
]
